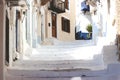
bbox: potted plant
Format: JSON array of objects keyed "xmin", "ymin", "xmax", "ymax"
[{"xmin": 86, "ymin": 24, "xmax": 92, "ymax": 39}]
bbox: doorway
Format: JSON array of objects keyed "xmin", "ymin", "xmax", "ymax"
[
  {"xmin": 5, "ymin": 11, "xmax": 9, "ymax": 65},
  {"xmin": 51, "ymin": 13, "xmax": 57, "ymax": 38}
]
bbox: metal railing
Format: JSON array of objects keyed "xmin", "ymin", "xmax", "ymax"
[{"xmin": 49, "ymin": 0, "xmax": 65, "ymax": 13}]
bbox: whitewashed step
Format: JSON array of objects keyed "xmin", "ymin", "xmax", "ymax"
[
  {"xmin": 53, "ymin": 39, "xmax": 94, "ymax": 45},
  {"xmin": 6, "ymin": 64, "xmax": 120, "ymax": 80},
  {"xmin": 6, "ymin": 67, "xmax": 107, "ymax": 78},
  {"xmin": 29, "ymin": 45, "xmax": 103, "ymax": 60},
  {"xmin": 7, "ymin": 63, "xmax": 120, "ymax": 78},
  {"xmin": 13, "ymin": 53, "xmax": 105, "ymax": 71}
]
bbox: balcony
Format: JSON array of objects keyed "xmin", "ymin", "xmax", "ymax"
[
  {"xmin": 6, "ymin": 0, "xmax": 28, "ymax": 7},
  {"xmin": 48, "ymin": 0, "xmax": 65, "ymax": 13},
  {"xmin": 41, "ymin": 0, "xmax": 50, "ymax": 6}
]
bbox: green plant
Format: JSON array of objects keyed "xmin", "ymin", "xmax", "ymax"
[
  {"xmin": 87, "ymin": 34, "xmax": 90, "ymax": 38},
  {"xmin": 86, "ymin": 24, "xmax": 92, "ymax": 33}
]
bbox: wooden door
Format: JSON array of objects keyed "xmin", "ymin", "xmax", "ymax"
[{"xmin": 52, "ymin": 13, "xmax": 57, "ymax": 38}]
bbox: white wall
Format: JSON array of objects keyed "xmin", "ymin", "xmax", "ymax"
[{"xmin": 105, "ymin": 0, "xmax": 117, "ymax": 44}]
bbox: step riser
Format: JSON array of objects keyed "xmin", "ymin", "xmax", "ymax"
[
  {"xmin": 7, "ymin": 64, "xmax": 120, "ymax": 78},
  {"xmin": 7, "ymin": 69, "xmax": 107, "ymax": 78}
]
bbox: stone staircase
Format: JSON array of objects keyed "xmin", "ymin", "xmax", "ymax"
[
  {"xmin": 12, "ymin": 59, "xmax": 105, "ymax": 71},
  {"xmin": 29, "ymin": 45, "xmax": 102, "ymax": 61},
  {"xmin": 26, "ymin": 38, "xmax": 103, "ymax": 61},
  {"xmin": 52, "ymin": 38, "xmax": 95, "ymax": 46},
  {"xmin": 12, "ymin": 46, "xmax": 105, "ymax": 71},
  {"xmin": 6, "ymin": 64, "xmax": 120, "ymax": 80},
  {"xmin": 11, "ymin": 38, "xmax": 106, "ymax": 71},
  {"xmin": 5, "ymin": 37, "xmax": 120, "ymax": 80}
]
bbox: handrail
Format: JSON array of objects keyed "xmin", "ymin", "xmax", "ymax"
[{"xmin": 58, "ymin": 2, "xmax": 65, "ymax": 10}]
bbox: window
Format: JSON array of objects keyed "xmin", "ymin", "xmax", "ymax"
[
  {"xmin": 65, "ymin": 0, "xmax": 69, "ymax": 10},
  {"xmin": 62, "ymin": 17, "xmax": 70, "ymax": 33}
]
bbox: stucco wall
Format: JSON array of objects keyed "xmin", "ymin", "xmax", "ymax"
[
  {"xmin": 47, "ymin": 11, "xmax": 52, "ymax": 38},
  {"xmin": 116, "ymin": 0, "xmax": 120, "ymax": 34}
]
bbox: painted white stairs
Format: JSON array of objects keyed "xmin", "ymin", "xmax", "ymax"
[
  {"xmin": 6, "ymin": 37, "xmax": 120, "ymax": 80},
  {"xmin": 11, "ymin": 38, "xmax": 106, "ymax": 71},
  {"xmin": 6, "ymin": 64, "xmax": 120, "ymax": 80}
]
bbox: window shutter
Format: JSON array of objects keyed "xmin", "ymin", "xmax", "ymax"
[
  {"xmin": 68, "ymin": 19, "xmax": 70, "ymax": 33},
  {"xmin": 16, "ymin": 10, "xmax": 21, "ymax": 20},
  {"xmin": 62, "ymin": 17, "xmax": 64, "ymax": 31},
  {"xmin": 61, "ymin": 17, "xmax": 70, "ymax": 33},
  {"xmin": 65, "ymin": 0, "xmax": 69, "ymax": 10}
]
